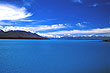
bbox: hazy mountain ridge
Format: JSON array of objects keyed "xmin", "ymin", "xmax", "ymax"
[
  {"xmin": 59, "ymin": 35, "xmax": 110, "ymax": 40},
  {"xmin": 0, "ymin": 29, "xmax": 110, "ymax": 40},
  {"xmin": 0, "ymin": 30, "xmax": 48, "ymax": 39},
  {"xmin": 49, "ymin": 34, "xmax": 110, "ymax": 40}
]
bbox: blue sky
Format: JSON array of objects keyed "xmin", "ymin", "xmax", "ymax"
[{"xmin": 0, "ymin": 0, "xmax": 110, "ymax": 37}]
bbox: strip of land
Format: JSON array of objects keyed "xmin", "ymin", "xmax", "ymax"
[
  {"xmin": 0, "ymin": 30, "xmax": 48, "ymax": 40},
  {"xmin": 96, "ymin": 40, "xmax": 110, "ymax": 42}
]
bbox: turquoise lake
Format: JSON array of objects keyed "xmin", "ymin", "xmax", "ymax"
[{"xmin": 0, "ymin": 39, "xmax": 110, "ymax": 73}]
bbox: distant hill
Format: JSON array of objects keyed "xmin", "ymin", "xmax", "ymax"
[
  {"xmin": 50, "ymin": 35, "xmax": 110, "ymax": 40},
  {"xmin": 59, "ymin": 35, "xmax": 110, "ymax": 40},
  {"xmin": 0, "ymin": 30, "xmax": 48, "ymax": 39}
]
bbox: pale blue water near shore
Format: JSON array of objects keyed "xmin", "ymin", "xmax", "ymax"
[{"xmin": 0, "ymin": 39, "xmax": 110, "ymax": 73}]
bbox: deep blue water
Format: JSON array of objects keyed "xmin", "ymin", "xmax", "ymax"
[{"xmin": 0, "ymin": 39, "xmax": 110, "ymax": 73}]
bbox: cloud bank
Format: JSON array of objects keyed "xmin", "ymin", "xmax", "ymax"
[
  {"xmin": 0, "ymin": 21, "xmax": 13, "ymax": 25},
  {"xmin": 1, "ymin": 24, "xmax": 66, "ymax": 32},
  {"xmin": 41, "ymin": 28, "xmax": 110, "ymax": 35},
  {"xmin": 91, "ymin": 3, "xmax": 99, "ymax": 7},
  {"xmin": 72, "ymin": 0, "xmax": 82, "ymax": 3},
  {"xmin": 0, "ymin": 4, "xmax": 32, "ymax": 21},
  {"xmin": 76, "ymin": 23, "xmax": 85, "ymax": 28}
]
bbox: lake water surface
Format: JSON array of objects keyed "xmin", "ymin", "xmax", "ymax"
[{"xmin": 0, "ymin": 39, "xmax": 110, "ymax": 73}]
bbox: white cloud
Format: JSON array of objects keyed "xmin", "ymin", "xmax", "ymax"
[
  {"xmin": 41, "ymin": 28, "xmax": 110, "ymax": 35},
  {"xmin": 91, "ymin": 3, "xmax": 99, "ymax": 7},
  {"xmin": 0, "ymin": 26, "xmax": 3, "ymax": 29},
  {"xmin": 17, "ymin": 19, "xmax": 34, "ymax": 22},
  {"xmin": 72, "ymin": 0, "xmax": 82, "ymax": 3},
  {"xmin": 37, "ymin": 33, "xmax": 56, "ymax": 38},
  {"xmin": 35, "ymin": 24, "xmax": 66, "ymax": 31},
  {"xmin": 0, "ymin": 4, "xmax": 32, "ymax": 21},
  {"xmin": 0, "ymin": 21, "xmax": 13, "ymax": 25},
  {"xmin": 37, "ymin": 32, "xmax": 63, "ymax": 38},
  {"xmin": 1, "ymin": 24, "xmax": 66, "ymax": 32},
  {"xmin": 76, "ymin": 23, "xmax": 85, "ymax": 28},
  {"xmin": 2, "ymin": 26, "xmax": 33, "ymax": 32},
  {"xmin": 31, "ymin": 19, "xmax": 56, "ymax": 24},
  {"xmin": 23, "ymin": 0, "xmax": 34, "ymax": 7}
]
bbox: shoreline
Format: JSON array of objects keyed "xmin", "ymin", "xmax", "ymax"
[
  {"xmin": 96, "ymin": 40, "xmax": 110, "ymax": 42},
  {"xmin": 0, "ymin": 37, "xmax": 49, "ymax": 40}
]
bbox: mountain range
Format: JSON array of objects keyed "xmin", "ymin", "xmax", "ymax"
[
  {"xmin": 60, "ymin": 35, "xmax": 110, "ymax": 40},
  {"xmin": 50, "ymin": 35, "xmax": 110, "ymax": 40},
  {"xmin": 0, "ymin": 29, "xmax": 110, "ymax": 41},
  {"xmin": 0, "ymin": 30, "xmax": 48, "ymax": 39}
]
